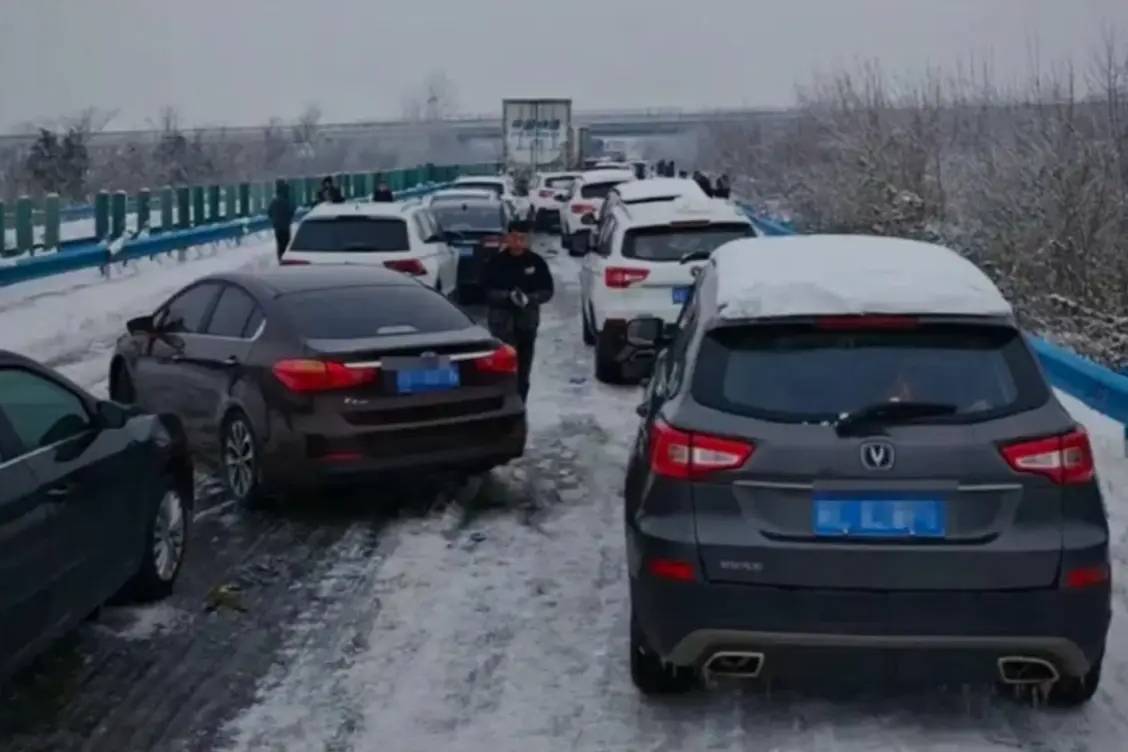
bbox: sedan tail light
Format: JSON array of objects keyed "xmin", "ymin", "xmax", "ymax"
[
  {"xmin": 272, "ymin": 359, "xmax": 379, "ymax": 393},
  {"xmin": 1000, "ymin": 428, "xmax": 1094, "ymax": 485},
  {"xmin": 604, "ymin": 267, "xmax": 650, "ymax": 288},
  {"xmin": 474, "ymin": 344, "xmax": 518, "ymax": 375},
  {"xmin": 650, "ymin": 419, "xmax": 755, "ymax": 479},
  {"xmin": 383, "ymin": 258, "xmax": 428, "ymax": 276},
  {"xmin": 571, "ymin": 203, "xmax": 595, "ymax": 215},
  {"xmin": 280, "ymin": 258, "xmax": 309, "ymax": 266}
]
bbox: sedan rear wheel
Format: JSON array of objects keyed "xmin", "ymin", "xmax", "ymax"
[{"xmin": 223, "ymin": 413, "xmax": 263, "ymax": 506}]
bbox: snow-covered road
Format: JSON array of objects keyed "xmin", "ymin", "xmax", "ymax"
[{"xmin": 4, "ymin": 239, "xmax": 1128, "ymax": 751}]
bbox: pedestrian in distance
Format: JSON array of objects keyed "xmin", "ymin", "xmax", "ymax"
[
  {"xmin": 693, "ymin": 170, "xmax": 714, "ymax": 197},
  {"xmin": 481, "ymin": 220, "xmax": 555, "ymax": 402},
  {"xmin": 267, "ymin": 181, "xmax": 295, "ymax": 261},
  {"xmin": 373, "ymin": 182, "xmax": 395, "ymax": 202},
  {"xmin": 316, "ymin": 176, "xmax": 344, "ymax": 204},
  {"xmin": 714, "ymin": 174, "xmax": 732, "ymax": 199}
]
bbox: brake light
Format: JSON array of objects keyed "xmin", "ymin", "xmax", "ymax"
[
  {"xmin": 383, "ymin": 258, "xmax": 427, "ymax": 276},
  {"xmin": 481, "ymin": 235, "xmax": 501, "ymax": 249},
  {"xmin": 647, "ymin": 557, "xmax": 697, "ymax": 583},
  {"xmin": 272, "ymin": 359, "xmax": 379, "ymax": 393},
  {"xmin": 650, "ymin": 419, "xmax": 754, "ymax": 479},
  {"xmin": 604, "ymin": 267, "xmax": 650, "ymax": 288},
  {"xmin": 474, "ymin": 344, "xmax": 519, "ymax": 375},
  {"xmin": 571, "ymin": 203, "xmax": 595, "ymax": 215},
  {"xmin": 815, "ymin": 315, "xmax": 919, "ymax": 330},
  {"xmin": 1064, "ymin": 563, "xmax": 1110, "ymax": 589},
  {"xmin": 280, "ymin": 258, "xmax": 309, "ymax": 266},
  {"xmin": 1000, "ymin": 428, "xmax": 1094, "ymax": 485}
]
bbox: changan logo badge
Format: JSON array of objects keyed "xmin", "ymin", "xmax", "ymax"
[{"xmin": 860, "ymin": 440, "xmax": 896, "ymax": 471}]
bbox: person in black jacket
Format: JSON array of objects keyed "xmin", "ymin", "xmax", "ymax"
[
  {"xmin": 267, "ymin": 181, "xmax": 295, "ymax": 260},
  {"xmin": 373, "ymin": 182, "xmax": 395, "ymax": 202},
  {"xmin": 481, "ymin": 221, "xmax": 554, "ymax": 402},
  {"xmin": 316, "ymin": 176, "xmax": 344, "ymax": 203},
  {"xmin": 714, "ymin": 174, "xmax": 732, "ymax": 199}
]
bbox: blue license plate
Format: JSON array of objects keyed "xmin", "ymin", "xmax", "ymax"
[
  {"xmin": 395, "ymin": 365, "xmax": 460, "ymax": 394},
  {"xmin": 813, "ymin": 498, "xmax": 946, "ymax": 538},
  {"xmin": 456, "ymin": 245, "xmax": 475, "ymax": 257},
  {"xmin": 672, "ymin": 286, "xmax": 691, "ymax": 304}
]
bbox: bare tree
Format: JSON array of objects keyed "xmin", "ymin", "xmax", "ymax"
[
  {"xmin": 293, "ymin": 104, "xmax": 322, "ymax": 160},
  {"xmin": 401, "ymin": 71, "xmax": 460, "ymax": 122}
]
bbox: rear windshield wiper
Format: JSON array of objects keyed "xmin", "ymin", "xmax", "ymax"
[
  {"xmin": 679, "ymin": 250, "xmax": 711, "ymax": 264},
  {"xmin": 835, "ymin": 401, "xmax": 958, "ymax": 437}
]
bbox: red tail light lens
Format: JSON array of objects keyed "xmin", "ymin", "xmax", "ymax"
[
  {"xmin": 280, "ymin": 258, "xmax": 309, "ymax": 266},
  {"xmin": 474, "ymin": 344, "xmax": 519, "ymax": 375},
  {"xmin": 1064, "ymin": 563, "xmax": 1110, "ymax": 589},
  {"xmin": 650, "ymin": 419, "xmax": 755, "ymax": 479},
  {"xmin": 571, "ymin": 203, "xmax": 595, "ymax": 215},
  {"xmin": 604, "ymin": 267, "xmax": 650, "ymax": 288},
  {"xmin": 272, "ymin": 359, "xmax": 379, "ymax": 393},
  {"xmin": 1000, "ymin": 428, "xmax": 1094, "ymax": 485},
  {"xmin": 815, "ymin": 315, "xmax": 919, "ymax": 330},
  {"xmin": 383, "ymin": 258, "xmax": 427, "ymax": 276},
  {"xmin": 647, "ymin": 557, "xmax": 697, "ymax": 583}
]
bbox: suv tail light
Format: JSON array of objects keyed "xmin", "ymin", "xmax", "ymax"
[
  {"xmin": 571, "ymin": 203, "xmax": 595, "ymax": 215},
  {"xmin": 280, "ymin": 258, "xmax": 309, "ymax": 266},
  {"xmin": 384, "ymin": 258, "xmax": 427, "ymax": 276},
  {"xmin": 604, "ymin": 267, "xmax": 650, "ymax": 288},
  {"xmin": 1000, "ymin": 428, "xmax": 1094, "ymax": 485},
  {"xmin": 474, "ymin": 344, "xmax": 518, "ymax": 375},
  {"xmin": 272, "ymin": 359, "xmax": 379, "ymax": 393},
  {"xmin": 650, "ymin": 419, "xmax": 755, "ymax": 479}
]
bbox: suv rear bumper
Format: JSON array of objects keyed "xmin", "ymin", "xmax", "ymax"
[{"xmin": 631, "ymin": 577, "xmax": 1110, "ymax": 678}]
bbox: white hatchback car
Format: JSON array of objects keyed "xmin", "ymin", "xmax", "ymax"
[
  {"xmin": 282, "ymin": 201, "xmax": 459, "ymax": 297},
  {"xmin": 580, "ymin": 196, "xmax": 758, "ymax": 382},
  {"xmin": 560, "ymin": 168, "xmax": 636, "ymax": 255},
  {"xmin": 530, "ymin": 171, "xmax": 579, "ymax": 231}
]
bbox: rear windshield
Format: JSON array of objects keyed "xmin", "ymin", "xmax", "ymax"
[
  {"xmin": 692, "ymin": 323, "xmax": 1048, "ymax": 423},
  {"xmin": 623, "ymin": 223, "xmax": 753, "ymax": 261},
  {"xmin": 285, "ymin": 286, "xmax": 472, "ymax": 339},
  {"xmin": 581, "ymin": 181, "xmax": 626, "ymax": 200},
  {"xmin": 545, "ymin": 177, "xmax": 574, "ymax": 189},
  {"xmin": 455, "ymin": 182, "xmax": 504, "ymax": 196},
  {"xmin": 429, "ymin": 204, "xmax": 505, "ymax": 233},
  {"xmin": 291, "ymin": 218, "xmax": 409, "ymax": 252}
]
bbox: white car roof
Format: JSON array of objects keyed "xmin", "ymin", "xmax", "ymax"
[
  {"xmin": 538, "ymin": 171, "xmax": 579, "ymax": 181},
  {"xmin": 428, "ymin": 188, "xmax": 498, "ymax": 202},
  {"xmin": 303, "ymin": 201, "xmax": 412, "ymax": 220},
  {"xmin": 454, "ymin": 176, "xmax": 507, "ymax": 187},
  {"xmin": 612, "ymin": 178, "xmax": 706, "ymax": 203},
  {"xmin": 578, "ymin": 168, "xmax": 636, "ymax": 185},
  {"xmin": 614, "ymin": 195, "xmax": 751, "ymax": 230},
  {"xmin": 710, "ymin": 235, "xmax": 1013, "ymax": 321}
]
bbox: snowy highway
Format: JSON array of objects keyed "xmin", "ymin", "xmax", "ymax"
[{"xmin": 4, "ymin": 236, "xmax": 1128, "ymax": 751}]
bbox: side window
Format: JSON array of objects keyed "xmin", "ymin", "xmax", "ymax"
[
  {"xmin": 411, "ymin": 212, "xmax": 430, "ymax": 243},
  {"xmin": 157, "ymin": 283, "xmax": 221, "ymax": 334},
  {"xmin": 206, "ymin": 285, "xmax": 259, "ymax": 338},
  {"xmin": 243, "ymin": 307, "xmax": 265, "ymax": 339},
  {"xmin": 664, "ymin": 297, "xmax": 700, "ymax": 396},
  {"xmin": 0, "ymin": 368, "xmax": 91, "ymax": 452}
]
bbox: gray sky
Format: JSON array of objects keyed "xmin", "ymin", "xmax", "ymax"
[{"xmin": 1, "ymin": 0, "xmax": 1126, "ymax": 132}]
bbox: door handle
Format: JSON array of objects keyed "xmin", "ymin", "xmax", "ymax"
[
  {"xmin": 46, "ymin": 484, "xmax": 73, "ymax": 500},
  {"xmin": 170, "ymin": 353, "xmax": 185, "ymax": 362},
  {"xmin": 223, "ymin": 356, "xmax": 239, "ymax": 367}
]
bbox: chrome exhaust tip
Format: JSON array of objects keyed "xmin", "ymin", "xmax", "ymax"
[
  {"xmin": 704, "ymin": 651, "xmax": 765, "ymax": 679},
  {"xmin": 997, "ymin": 656, "xmax": 1060, "ymax": 685}
]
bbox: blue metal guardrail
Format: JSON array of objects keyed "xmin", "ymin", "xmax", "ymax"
[
  {"xmin": 0, "ymin": 183, "xmax": 446, "ymax": 288},
  {"xmin": 738, "ymin": 202, "xmax": 1128, "ymax": 443}
]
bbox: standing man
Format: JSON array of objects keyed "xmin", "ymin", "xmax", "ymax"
[
  {"xmin": 373, "ymin": 182, "xmax": 395, "ymax": 202},
  {"xmin": 267, "ymin": 181, "xmax": 294, "ymax": 261},
  {"xmin": 316, "ymin": 176, "xmax": 344, "ymax": 203},
  {"xmin": 481, "ymin": 221, "xmax": 554, "ymax": 402}
]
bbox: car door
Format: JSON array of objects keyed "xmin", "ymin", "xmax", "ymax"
[
  {"xmin": 133, "ymin": 282, "xmax": 223, "ymax": 446},
  {"xmin": 414, "ymin": 210, "xmax": 456, "ymax": 292},
  {"xmin": 0, "ymin": 366, "xmax": 139, "ymax": 634},
  {"xmin": 0, "ymin": 407, "xmax": 61, "ymax": 676},
  {"xmin": 583, "ymin": 216, "xmax": 617, "ymax": 326},
  {"xmin": 192, "ymin": 283, "xmax": 265, "ymax": 460}
]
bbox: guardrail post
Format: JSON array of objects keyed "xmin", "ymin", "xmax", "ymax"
[
  {"xmin": 207, "ymin": 185, "xmax": 220, "ymax": 222},
  {"xmin": 177, "ymin": 187, "xmax": 191, "ymax": 229},
  {"xmin": 110, "ymin": 191, "xmax": 127, "ymax": 239},
  {"xmin": 239, "ymin": 183, "xmax": 250, "ymax": 217},
  {"xmin": 136, "ymin": 189, "xmax": 151, "ymax": 233},
  {"xmin": 94, "ymin": 191, "xmax": 110, "ymax": 239},
  {"xmin": 192, "ymin": 186, "xmax": 206, "ymax": 226},
  {"xmin": 43, "ymin": 194, "xmax": 60, "ymax": 250},
  {"xmin": 224, "ymin": 185, "xmax": 237, "ymax": 220},
  {"xmin": 340, "ymin": 173, "xmax": 352, "ymax": 198},
  {"xmin": 15, "ymin": 198, "xmax": 33, "ymax": 254},
  {"xmin": 160, "ymin": 187, "xmax": 174, "ymax": 231}
]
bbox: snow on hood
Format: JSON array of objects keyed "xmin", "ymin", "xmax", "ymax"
[{"xmin": 712, "ymin": 234, "xmax": 1013, "ymax": 320}]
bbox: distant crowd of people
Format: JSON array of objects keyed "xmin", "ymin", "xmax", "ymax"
[{"xmin": 654, "ymin": 160, "xmax": 731, "ymax": 199}]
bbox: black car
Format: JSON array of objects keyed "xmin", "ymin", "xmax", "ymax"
[
  {"xmin": 109, "ymin": 265, "xmax": 527, "ymax": 505},
  {"xmin": 428, "ymin": 197, "xmax": 508, "ymax": 301},
  {"xmin": 0, "ymin": 351, "xmax": 193, "ymax": 680}
]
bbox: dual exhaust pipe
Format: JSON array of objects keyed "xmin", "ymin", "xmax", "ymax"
[{"xmin": 704, "ymin": 652, "xmax": 1061, "ymax": 685}]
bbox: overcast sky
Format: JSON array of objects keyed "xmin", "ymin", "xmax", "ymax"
[{"xmin": 1, "ymin": 0, "xmax": 1126, "ymax": 132}]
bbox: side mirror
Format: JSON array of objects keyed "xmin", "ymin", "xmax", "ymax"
[
  {"xmin": 127, "ymin": 314, "xmax": 155, "ymax": 335},
  {"xmin": 580, "ymin": 213, "xmax": 596, "ymax": 226},
  {"xmin": 95, "ymin": 400, "xmax": 129, "ymax": 430},
  {"xmin": 625, "ymin": 317, "xmax": 665, "ymax": 348}
]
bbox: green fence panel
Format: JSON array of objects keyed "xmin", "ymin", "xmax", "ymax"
[
  {"xmin": 136, "ymin": 189, "xmax": 151, "ymax": 232},
  {"xmin": 177, "ymin": 187, "xmax": 191, "ymax": 229},
  {"xmin": 43, "ymin": 194, "xmax": 60, "ymax": 249},
  {"xmin": 110, "ymin": 192, "xmax": 127, "ymax": 239},
  {"xmin": 225, "ymin": 185, "xmax": 237, "ymax": 220},
  {"xmin": 207, "ymin": 185, "xmax": 221, "ymax": 222},
  {"xmin": 288, "ymin": 178, "xmax": 301, "ymax": 209},
  {"xmin": 160, "ymin": 187, "xmax": 174, "ymax": 231},
  {"xmin": 15, "ymin": 197, "xmax": 32, "ymax": 253},
  {"xmin": 192, "ymin": 186, "xmax": 206, "ymax": 226},
  {"xmin": 342, "ymin": 173, "xmax": 353, "ymax": 198},
  {"xmin": 0, "ymin": 201, "xmax": 6, "ymax": 254},
  {"xmin": 94, "ymin": 191, "xmax": 110, "ymax": 239},
  {"xmin": 239, "ymin": 183, "xmax": 250, "ymax": 217}
]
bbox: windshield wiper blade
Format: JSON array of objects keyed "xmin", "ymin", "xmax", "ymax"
[{"xmin": 834, "ymin": 401, "xmax": 958, "ymax": 437}]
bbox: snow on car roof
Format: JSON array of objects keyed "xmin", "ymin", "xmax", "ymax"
[
  {"xmin": 613, "ymin": 178, "xmax": 706, "ymax": 203},
  {"xmin": 453, "ymin": 176, "xmax": 506, "ymax": 186},
  {"xmin": 711, "ymin": 235, "xmax": 1013, "ymax": 320},
  {"xmin": 303, "ymin": 201, "xmax": 411, "ymax": 219},
  {"xmin": 618, "ymin": 195, "xmax": 750, "ymax": 229},
  {"xmin": 428, "ymin": 188, "xmax": 498, "ymax": 202},
  {"xmin": 578, "ymin": 168, "xmax": 636, "ymax": 185}
]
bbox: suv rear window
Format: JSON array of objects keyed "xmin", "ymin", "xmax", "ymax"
[
  {"xmin": 285, "ymin": 286, "xmax": 473, "ymax": 339},
  {"xmin": 455, "ymin": 182, "xmax": 504, "ymax": 196},
  {"xmin": 545, "ymin": 177, "xmax": 574, "ymax": 189},
  {"xmin": 692, "ymin": 323, "xmax": 1049, "ymax": 423},
  {"xmin": 291, "ymin": 218, "xmax": 409, "ymax": 252},
  {"xmin": 429, "ymin": 204, "xmax": 505, "ymax": 233},
  {"xmin": 581, "ymin": 182, "xmax": 625, "ymax": 200},
  {"xmin": 623, "ymin": 223, "xmax": 752, "ymax": 262}
]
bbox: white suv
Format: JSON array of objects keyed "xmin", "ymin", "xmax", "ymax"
[
  {"xmin": 530, "ymin": 171, "xmax": 578, "ymax": 232},
  {"xmin": 560, "ymin": 168, "xmax": 636, "ymax": 255},
  {"xmin": 579, "ymin": 196, "xmax": 758, "ymax": 382},
  {"xmin": 282, "ymin": 202, "xmax": 458, "ymax": 297}
]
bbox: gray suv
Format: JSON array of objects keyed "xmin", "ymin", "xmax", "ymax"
[{"xmin": 623, "ymin": 235, "xmax": 1111, "ymax": 704}]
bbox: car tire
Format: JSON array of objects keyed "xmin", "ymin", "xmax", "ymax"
[
  {"xmin": 582, "ymin": 307, "xmax": 596, "ymax": 346},
  {"xmin": 110, "ymin": 361, "xmax": 135, "ymax": 404},
  {"xmin": 1049, "ymin": 657, "xmax": 1103, "ymax": 707},
  {"xmin": 630, "ymin": 612, "xmax": 695, "ymax": 695},
  {"xmin": 595, "ymin": 327, "xmax": 623, "ymax": 384},
  {"xmin": 221, "ymin": 411, "xmax": 265, "ymax": 507},
  {"xmin": 122, "ymin": 474, "xmax": 189, "ymax": 602}
]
